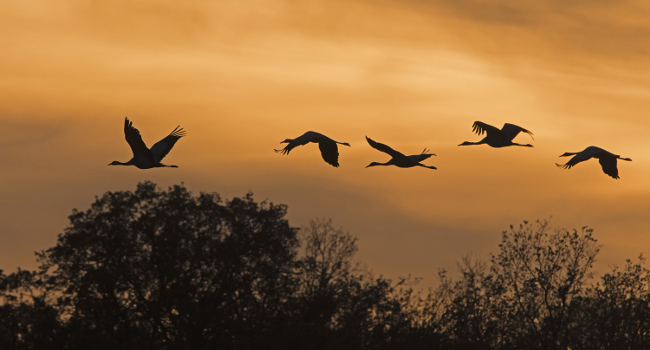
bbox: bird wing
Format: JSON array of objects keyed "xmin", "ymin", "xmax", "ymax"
[
  {"xmin": 365, "ymin": 136, "xmax": 408, "ymax": 160},
  {"xmin": 275, "ymin": 131, "xmax": 319, "ymax": 155},
  {"xmin": 472, "ymin": 121, "xmax": 502, "ymax": 137},
  {"xmin": 557, "ymin": 147, "xmax": 600, "ymax": 169},
  {"xmin": 124, "ymin": 117, "xmax": 155, "ymax": 162},
  {"xmin": 598, "ymin": 156, "xmax": 619, "ymax": 179},
  {"xmin": 150, "ymin": 125, "xmax": 186, "ymax": 162},
  {"xmin": 318, "ymin": 140, "xmax": 340, "ymax": 167},
  {"xmin": 501, "ymin": 123, "xmax": 534, "ymax": 141}
]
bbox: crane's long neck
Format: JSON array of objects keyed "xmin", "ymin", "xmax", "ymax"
[
  {"xmin": 109, "ymin": 159, "xmax": 134, "ymax": 166},
  {"xmin": 366, "ymin": 161, "xmax": 390, "ymax": 168}
]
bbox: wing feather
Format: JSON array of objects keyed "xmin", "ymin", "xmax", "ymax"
[
  {"xmin": 124, "ymin": 117, "xmax": 155, "ymax": 162},
  {"xmin": 501, "ymin": 123, "xmax": 534, "ymax": 141},
  {"xmin": 150, "ymin": 125, "xmax": 186, "ymax": 162},
  {"xmin": 365, "ymin": 136, "xmax": 407, "ymax": 159},
  {"xmin": 318, "ymin": 140, "xmax": 340, "ymax": 167},
  {"xmin": 472, "ymin": 121, "xmax": 501, "ymax": 136},
  {"xmin": 275, "ymin": 131, "xmax": 319, "ymax": 155},
  {"xmin": 598, "ymin": 156, "xmax": 619, "ymax": 179},
  {"xmin": 559, "ymin": 153, "xmax": 592, "ymax": 169},
  {"xmin": 556, "ymin": 146, "xmax": 603, "ymax": 170}
]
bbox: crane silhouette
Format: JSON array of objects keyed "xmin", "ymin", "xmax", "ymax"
[
  {"xmin": 556, "ymin": 146, "xmax": 632, "ymax": 179},
  {"xmin": 459, "ymin": 121, "xmax": 534, "ymax": 148},
  {"xmin": 275, "ymin": 131, "xmax": 350, "ymax": 167},
  {"xmin": 365, "ymin": 136, "xmax": 437, "ymax": 169},
  {"xmin": 109, "ymin": 117, "xmax": 186, "ymax": 169}
]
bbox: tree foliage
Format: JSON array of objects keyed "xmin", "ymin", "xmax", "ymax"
[
  {"xmin": 45, "ymin": 181, "xmax": 301, "ymax": 349},
  {"xmin": 429, "ymin": 219, "xmax": 650, "ymax": 350},
  {"xmin": 1, "ymin": 184, "xmax": 649, "ymax": 350},
  {"xmin": 572, "ymin": 256, "xmax": 650, "ymax": 350},
  {"xmin": 0, "ymin": 182, "xmax": 414, "ymax": 350}
]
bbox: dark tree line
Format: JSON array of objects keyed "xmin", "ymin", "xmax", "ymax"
[{"xmin": 1, "ymin": 182, "xmax": 649, "ymax": 349}]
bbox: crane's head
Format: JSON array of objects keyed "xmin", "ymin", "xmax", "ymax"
[
  {"xmin": 366, "ymin": 162, "xmax": 383, "ymax": 168},
  {"xmin": 559, "ymin": 152, "xmax": 577, "ymax": 157},
  {"xmin": 280, "ymin": 139, "xmax": 292, "ymax": 144},
  {"xmin": 458, "ymin": 141, "xmax": 475, "ymax": 146}
]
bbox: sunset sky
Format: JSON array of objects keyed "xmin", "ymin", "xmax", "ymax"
[{"xmin": 1, "ymin": 0, "xmax": 649, "ymax": 288}]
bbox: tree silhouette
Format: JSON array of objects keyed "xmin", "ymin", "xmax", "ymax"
[
  {"xmin": 1, "ymin": 182, "xmax": 417, "ymax": 350},
  {"xmin": 43, "ymin": 181, "xmax": 299, "ymax": 349},
  {"xmin": 297, "ymin": 218, "xmax": 359, "ymax": 330},
  {"xmin": 433, "ymin": 219, "xmax": 602, "ymax": 350},
  {"xmin": 1, "ymin": 184, "xmax": 649, "ymax": 350},
  {"xmin": 571, "ymin": 256, "xmax": 650, "ymax": 350},
  {"xmin": 489, "ymin": 220, "xmax": 600, "ymax": 349},
  {"xmin": 0, "ymin": 268, "xmax": 61, "ymax": 350},
  {"xmin": 288, "ymin": 218, "xmax": 420, "ymax": 349}
]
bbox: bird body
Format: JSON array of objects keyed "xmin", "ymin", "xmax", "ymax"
[
  {"xmin": 365, "ymin": 136, "xmax": 436, "ymax": 169},
  {"xmin": 275, "ymin": 131, "xmax": 350, "ymax": 167},
  {"xmin": 556, "ymin": 146, "xmax": 631, "ymax": 179},
  {"xmin": 459, "ymin": 121, "xmax": 534, "ymax": 148},
  {"xmin": 110, "ymin": 117, "xmax": 186, "ymax": 169}
]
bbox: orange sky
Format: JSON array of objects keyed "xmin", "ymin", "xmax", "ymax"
[{"xmin": 1, "ymin": 0, "xmax": 649, "ymax": 288}]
